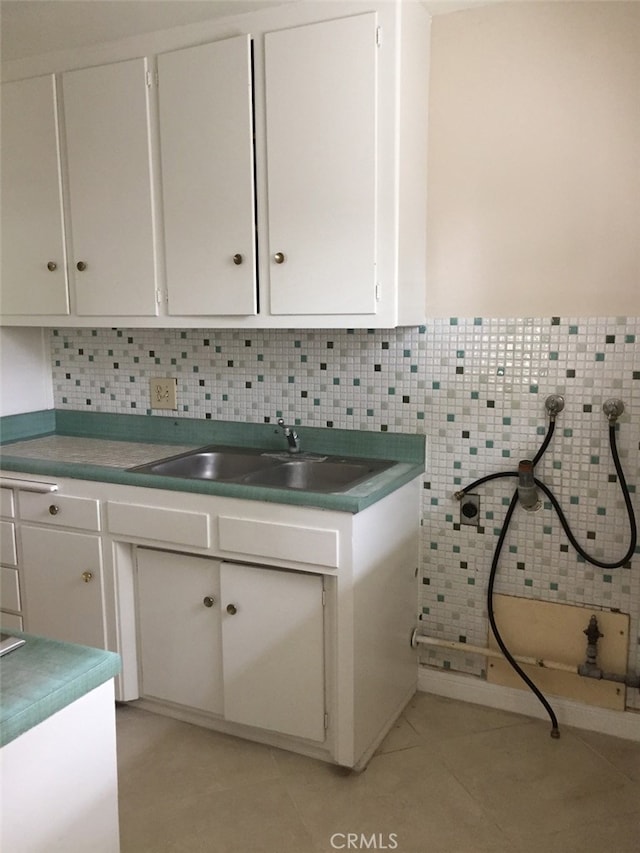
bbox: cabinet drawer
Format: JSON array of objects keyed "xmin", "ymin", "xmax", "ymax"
[
  {"xmin": 1, "ymin": 488, "xmax": 15, "ymax": 518},
  {"xmin": 19, "ymin": 493, "xmax": 101, "ymax": 531},
  {"xmin": 107, "ymin": 502, "xmax": 210, "ymax": 549},
  {"xmin": 217, "ymin": 516, "xmax": 339, "ymax": 568},
  {"xmin": 0, "ymin": 521, "xmax": 17, "ymax": 566},
  {"xmin": 0, "ymin": 566, "xmax": 21, "ymax": 612}
]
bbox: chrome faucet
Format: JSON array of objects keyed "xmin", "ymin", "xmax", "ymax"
[{"xmin": 276, "ymin": 418, "xmax": 300, "ymax": 453}]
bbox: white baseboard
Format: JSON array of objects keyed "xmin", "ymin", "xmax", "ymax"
[{"xmin": 418, "ymin": 665, "xmax": 640, "ymax": 743}]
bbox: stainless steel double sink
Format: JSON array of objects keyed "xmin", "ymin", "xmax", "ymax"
[{"xmin": 129, "ymin": 446, "xmax": 393, "ymax": 493}]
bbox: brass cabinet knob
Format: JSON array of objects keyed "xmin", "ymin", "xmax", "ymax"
[
  {"xmin": 47, "ymin": 261, "xmax": 57, "ymax": 271},
  {"xmin": 226, "ymin": 603, "xmax": 238, "ymax": 615},
  {"xmin": 273, "ymin": 252, "xmax": 286, "ymax": 264},
  {"xmin": 82, "ymin": 571, "xmax": 93, "ymax": 583},
  {"xmin": 48, "ymin": 504, "xmax": 60, "ymax": 515},
  {"xmin": 232, "ymin": 253, "xmax": 243, "ymax": 265},
  {"xmin": 76, "ymin": 261, "xmax": 87, "ymax": 271},
  {"xmin": 203, "ymin": 596, "xmax": 216, "ymax": 608}
]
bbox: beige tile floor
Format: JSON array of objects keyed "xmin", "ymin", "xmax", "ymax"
[{"xmin": 116, "ymin": 693, "xmax": 640, "ymax": 853}]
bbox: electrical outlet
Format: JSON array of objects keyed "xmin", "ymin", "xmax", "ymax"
[
  {"xmin": 460, "ymin": 493, "xmax": 480, "ymax": 526},
  {"xmin": 149, "ymin": 377, "xmax": 177, "ymax": 410}
]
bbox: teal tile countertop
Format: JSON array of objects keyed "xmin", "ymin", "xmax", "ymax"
[
  {"xmin": 0, "ymin": 410, "xmax": 426, "ymax": 513},
  {"xmin": 0, "ymin": 630, "xmax": 121, "ymax": 748}
]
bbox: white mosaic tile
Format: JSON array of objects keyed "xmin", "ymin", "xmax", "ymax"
[{"xmin": 49, "ymin": 317, "xmax": 640, "ymax": 708}]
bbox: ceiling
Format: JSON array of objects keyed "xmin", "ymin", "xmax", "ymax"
[{"xmin": 0, "ymin": 0, "xmax": 292, "ymax": 63}]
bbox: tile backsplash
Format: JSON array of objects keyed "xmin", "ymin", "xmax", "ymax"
[{"xmin": 50, "ymin": 317, "xmax": 640, "ymax": 708}]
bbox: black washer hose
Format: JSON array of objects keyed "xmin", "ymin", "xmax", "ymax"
[
  {"xmin": 535, "ymin": 424, "xmax": 637, "ymax": 569},
  {"xmin": 458, "ymin": 419, "xmax": 637, "ymax": 738}
]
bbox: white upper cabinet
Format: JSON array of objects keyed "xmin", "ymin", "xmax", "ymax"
[
  {"xmin": 158, "ymin": 36, "xmax": 257, "ymax": 316},
  {"xmin": 1, "ymin": 75, "xmax": 69, "ymax": 314},
  {"xmin": 0, "ymin": 1, "xmax": 429, "ymax": 327},
  {"xmin": 264, "ymin": 14, "xmax": 378, "ymax": 316},
  {"xmin": 62, "ymin": 58, "xmax": 158, "ymax": 316}
]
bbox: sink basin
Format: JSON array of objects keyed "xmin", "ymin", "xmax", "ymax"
[
  {"xmin": 129, "ymin": 447, "xmax": 278, "ymax": 481},
  {"xmin": 242, "ymin": 460, "xmax": 387, "ymax": 492},
  {"xmin": 129, "ymin": 446, "xmax": 393, "ymax": 493}
]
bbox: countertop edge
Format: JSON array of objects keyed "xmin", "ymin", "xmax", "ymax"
[
  {"xmin": 0, "ymin": 631, "xmax": 121, "ymax": 748},
  {"xmin": 0, "ymin": 453, "xmax": 425, "ymax": 513}
]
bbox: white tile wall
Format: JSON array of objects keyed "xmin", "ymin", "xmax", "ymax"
[{"xmin": 50, "ymin": 316, "xmax": 640, "ymax": 708}]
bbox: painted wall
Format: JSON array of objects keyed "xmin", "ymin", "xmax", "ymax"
[
  {"xmin": 426, "ymin": 1, "xmax": 640, "ymax": 317},
  {"xmin": 0, "ymin": 328, "xmax": 53, "ymax": 417}
]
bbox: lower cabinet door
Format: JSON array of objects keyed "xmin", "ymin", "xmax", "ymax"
[
  {"xmin": 136, "ymin": 548, "xmax": 223, "ymax": 715},
  {"xmin": 21, "ymin": 526, "xmax": 105, "ymax": 648},
  {"xmin": 220, "ymin": 562, "xmax": 325, "ymax": 742}
]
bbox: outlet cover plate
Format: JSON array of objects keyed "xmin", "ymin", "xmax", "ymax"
[{"xmin": 150, "ymin": 377, "xmax": 177, "ymax": 410}]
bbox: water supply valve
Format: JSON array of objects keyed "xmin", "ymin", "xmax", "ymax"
[
  {"xmin": 544, "ymin": 394, "xmax": 565, "ymax": 420},
  {"xmin": 602, "ymin": 399, "xmax": 624, "ymax": 424}
]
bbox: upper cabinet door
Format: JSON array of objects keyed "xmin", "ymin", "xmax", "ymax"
[
  {"xmin": 158, "ymin": 36, "xmax": 257, "ymax": 316},
  {"xmin": 265, "ymin": 13, "xmax": 378, "ymax": 316},
  {"xmin": 62, "ymin": 58, "xmax": 158, "ymax": 316},
  {"xmin": 1, "ymin": 75, "xmax": 69, "ymax": 314}
]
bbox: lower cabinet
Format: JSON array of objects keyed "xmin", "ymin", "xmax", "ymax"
[
  {"xmin": 135, "ymin": 548, "xmax": 325, "ymax": 742},
  {"xmin": 136, "ymin": 549, "xmax": 224, "ymax": 715},
  {"xmin": 5, "ymin": 472, "xmax": 419, "ymax": 767},
  {"xmin": 21, "ymin": 526, "xmax": 105, "ymax": 648},
  {"xmin": 220, "ymin": 561, "xmax": 325, "ymax": 742}
]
